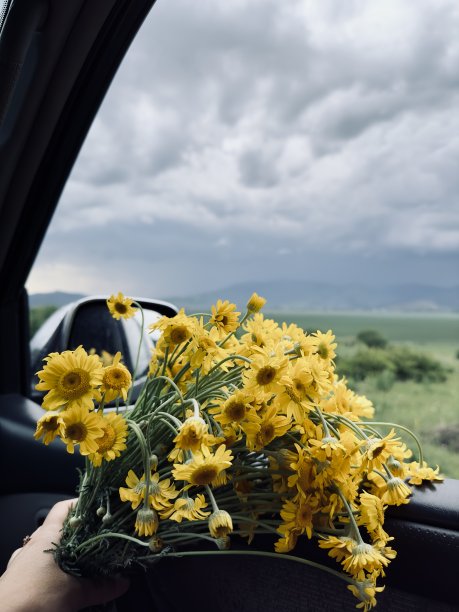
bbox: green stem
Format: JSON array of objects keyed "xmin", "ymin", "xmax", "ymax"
[
  {"xmin": 136, "ymin": 549, "xmax": 354, "ymax": 585},
  {"xmin": 126, "ymin": 302, "xmax": 145, "ymax": 406}
]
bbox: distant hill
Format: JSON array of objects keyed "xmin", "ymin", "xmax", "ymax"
[
  {"xmin": 29, "ymin": 291, "xmax": 86, "ymax": 308},
  {"xmin": 169, "ymin": 280, "xmax": 459, "ymax": 313},
  {"xmin": 29, "ymin": 282, "xmax": 459, "ymax": 313}
]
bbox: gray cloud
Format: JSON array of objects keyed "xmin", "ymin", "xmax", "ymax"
[{"xmin": 28, "ymin": 0, "xmax": 459, "ymax": 297}]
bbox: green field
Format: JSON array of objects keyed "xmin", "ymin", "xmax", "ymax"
[
  {"xmin": 267, "ymin": 311, "xmax": 459, "ymax": 344},
  {"xmin": 269, "ymin": 311, "xmax": 459, "ymax": 479}
]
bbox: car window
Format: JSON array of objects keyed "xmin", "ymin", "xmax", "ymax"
[{"xmin": 26, "ymin": 1, "xmax": 459, "ymax": 476}]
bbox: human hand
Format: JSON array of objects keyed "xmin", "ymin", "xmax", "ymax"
[{"xmin": 0, "ymin": 499, "xmax": 129, "ymax": 612}]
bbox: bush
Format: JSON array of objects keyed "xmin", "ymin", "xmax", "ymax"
[
  {"xmin": 336, "ymin": 348, "xmax": 394, "ymax": 382},
  {"xmin": 336, "ymin": 345, "xmax": 450, "ymax": 384},
  {"xmin": 29, "ymin": 305, "xmax": 57, "ymax": 336},
  {"xmin": 356, "ymin": 329, "xmax": 388, "ymax": 349},
  {"xmin": 387, "ymin": 346, "xmax": 450, "ymax": 383}
]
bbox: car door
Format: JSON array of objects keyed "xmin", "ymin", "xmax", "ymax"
[{"xmin": 0, "ymin": 2, "xmax": 458, "ymax": 610}]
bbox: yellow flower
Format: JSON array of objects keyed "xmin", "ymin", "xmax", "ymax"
[
  {"xmin": 173, "ymin": 416, "xmax": 209, "ymax": 452},
  {"xmin": 312, "ymin": 330, "xmax": 337, "ymax": 361},
  {"xmin": 135, "ymin": 508, "xmax": 159, "ymax": 537},
  {"xmin": 240, "ymin": 314, "xmax": 281, "ymax": 353},
  {"xmin": 381, "ymin": 477, "xmax": 412, "ymax": 506},
  {"xmin": 60, "ymin": 405, "xmax": 104, "ymax": 455},
  {"xmin": 246, "ymin": 292, "xmax": 266, "ymax": 313},
  {"xmin": 277, "ymin": 358, "xmax": 315, "ymax": 423},
  {"xmin": 407, "ymin": 461, "xmax": 444, "ymax": 485},
  {"xmin": 347, "ymin": 580, "xmax": 385, "ymax": 611},
  {"xmin": 245, "ymin": 404, "xmax": 291, "ymax": 451},
  {"xmin": 342, "ymin": 542, "xmax": 390, "ymax": 578},
  {"xmin": 148, "ymin": 472, "xmax": 179, "ymax": 513},
  {"xmin": 167, "ymin": 493, "xmax": 210, "ymax": 522},
  {"xmin": 100, "ymin": 352, "xmax": 132, "ymax": 402},
  {"xmin": 274, "ymin": 531, "xmax": 298, "ymax": 553},
  {"xmin": 150, "ymin": 308, "xmax": 195, "ymax": 347},
  {"xmin": 243, "ymin": 346, "xmax": 288, "ymax": 399},
  {"xmin": 172, "ymin": 445, "xmax": 233, "ymax": 487},
  {"xmin": 189, "ymin": 324, "xmax": 226, "ymax": 373},
  {"xmin": 278, "ymin": 495, "xmax": 317, "ymax": 539},
  {"xmin": 34, "ymin": 411, "xmax": 64, "ymax": 445},
  {"xmin": 363, "ymin": 430, "xmax": 404, "ymax": 471},
  {"xmin": 88, "ymin": 413, "xmax": 128, "ymax": 466},
  {"xmin": 212, "ymin": 390, "xmax": 254, "ymax": 426},
  {"xmin": 35, "ymin": 346, "xmax": 103, "ymax": 411},
  {"xmin": 208, "ymin": 509, "xmax": 233, "ymax": 538},
  {"xmin": 321, "ymin": 378, "xmax": 374, "ymax": 420},
  {"xmin": 358, "ymin": 492, "xmax": 386, "ymax": 534},
  {"xmin": 106, "ymin": 292, "xmax": 137, "ymax": 320},
  {"xmin": 119, "ymin": 470, "xmax": 147, "ymax": 509},
  {"xmin": 318, "ymin": 535, "xmax": 356, "ymax": 563},
  {"xmin": 209, "ymin": 300, "xmax": 240, "ymax": 336}
]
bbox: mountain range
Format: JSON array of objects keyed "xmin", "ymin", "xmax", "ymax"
[{"xmin": 29, "ymin": 281, "xmax": 459, "ymax": 313}]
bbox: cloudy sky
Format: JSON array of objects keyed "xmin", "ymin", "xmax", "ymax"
[{"xmin": 27, "ymin": 0, "xmax": 459, "ymax": 301}]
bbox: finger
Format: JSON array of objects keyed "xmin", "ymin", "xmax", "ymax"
[
  {"xmin": 6, "ymin": 548, "xmax": 22, "ymax": 567},
  {"xmin": 42, "ymin": 498, "xmax": 78, "ymax": 529}
]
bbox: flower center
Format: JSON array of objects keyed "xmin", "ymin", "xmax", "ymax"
[
  {"xmin": 317, "ymin": 343, "xmax": 329, "ymax": 359},
  {"xmin": 65, "ymin": 422, "xmax": 88, "ymax": 442},
  {"xmin": 260, "ymin": 422, "xmax": 275, "ymax": 444},
  {"xmin": 225, "ymin": 400, "xmax": 246, "ymax": 422},
  {"xmin": 103, "ymin": 366, "xmax": 131, "ymax": 390},
  {"xmin": 42, "ymin": 417, "xmax": 60, "ymax": 432},
  {"xmin": 170, "ymin": 326, "xmax": 190, "ymax": 344},
  {"xmin": 191, "ymin": 465, "xmax": 219, "ymax": 486},
  {"xmin": 58, "ymin": 368, "xmax": 91, "ymax": 400},
  {"xmin": 296, "ymin": 505, "xmax": 312, "ymax": 528},
  {"xmin": 256, "ymin": 366, "xmax": 276, "ymax": 386},
  {"xmin": 115, "ymin": 302, "xmax": 128, "ymax": 314},
  {"xmin": 96, "ymin": 425, "xmax": 117, "ymax": 452}
]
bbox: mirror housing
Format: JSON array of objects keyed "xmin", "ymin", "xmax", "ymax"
[{"xmin": 30, "ymin": 295, "xmax": 178, "ymax": 404}]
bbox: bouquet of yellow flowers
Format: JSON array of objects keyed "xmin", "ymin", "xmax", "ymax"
[{"xmin": 33, "ymin": 292, "xmax": 442, "ymax": 610}]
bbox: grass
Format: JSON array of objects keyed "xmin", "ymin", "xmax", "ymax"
[
  {"xmin": 269, "ymin": 311, "xmax": 459, "ymax": 479},
  {"xmin": 267, "ymin": 311, "xmax": 459, "ymax": 344}
]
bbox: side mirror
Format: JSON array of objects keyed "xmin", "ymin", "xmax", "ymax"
[{"xmin": 30, "ymin": 296, "xmax": 178, "ymax": 404}]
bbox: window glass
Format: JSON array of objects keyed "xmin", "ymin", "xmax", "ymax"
[{"xmin": 27, "ymin": 0, "xmax": 459, "ymax": 475}]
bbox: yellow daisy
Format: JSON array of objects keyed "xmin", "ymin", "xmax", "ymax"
[
  {"xmin": 342, "ymin": 542, "xmax": 390, "ymax": 578},
  {"xmin": 407, "ymin": 461, "xmax": 443, "ymax": 485},
  {"xmin": 347, "ymin": 580, "xmax": 385, "ymax": 611},
  {"xmin": 212, "ymin": 390, "xmax": 254, "ymax": 426},
  {"xmin": 243, "ymin": 346, "xmax": 288, "ymax": 400},
  {"xmin": 135, "ymin": 508, "xmax": 159, "ymax": 537},
  {"xmin": 312, "ymin": 330, "xmax": 337, "ymax": 361},
  {"xmin": 172, "ymin": 444, "xmax": 233, "ymax": 487},
  {"xmin": 106, "ymin": 292, "xmax": 137, "ymax": 320},
  {"xmin": 60, "ymin": 405, "xmax": 104, "ymax": 455},
  {"xmin": 34, "ymin": 411, "xmax": 64, "ymax": 445},
  {"xmin": 119, "ymin": 470, "xmax": 147, "ymax": 509},
  {"xmin": 245, "ymin": 404, "xmax": 291, "ymax": 451},
  {"xmin": 88, "ymin": 413, "xmax": 128, "ymax": 466},
  {"xmin": 189, "ymin": 324, "xmax": 226, "ymax": 373},
  {"xmin": 100, "ymin": 352, "xmax": 132, "ymax": 402},
  {"xmin": 167, "ymin": 493, "xmax": 210, "ymax": 522},
  {"xmin": 278, "ymin": 495, "xmax": 317, "ymax": 540},
  {"xmin": 173, "ymin": 416, "xmax": 209, "ymax": 452},
  {"xmin": 150, "ymin": 308, "xmax": 195, "ymax": 347},
  {"xmin": 208, "ymin": 509, "xmax": 233, "ymax": 538},
  {"xmin": 35, "ymin": 346, "xmax": 103, "ymax": 411},
  {"xmin": 209, "ymin": 299, "xmax": 240, "ymax": 336},
  {"xmin": 246, "ymin": 292, "xmax": 266, "ymax": 313}
]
